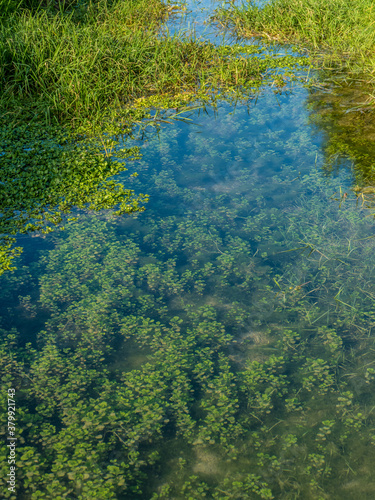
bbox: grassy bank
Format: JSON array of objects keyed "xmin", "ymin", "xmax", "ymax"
[
  {"xmin": 217, "ymin": 0, "xmax": 375, "ymax": 74},
  {"xmin": 1, "ymin": 0, "xmax": 178, "ymax": 127},
  {"xmin": 0, "ymin": 0, "xmax": 306, "ymax": 128}
]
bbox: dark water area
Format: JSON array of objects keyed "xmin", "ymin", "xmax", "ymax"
[{"xmin": 2, "ymin": 1, "xmax": 375, "ymax": 499}]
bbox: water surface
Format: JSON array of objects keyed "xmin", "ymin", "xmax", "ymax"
[{"xmin": 2, "ymin": 1, "xmax": 375, "ymax": 499}]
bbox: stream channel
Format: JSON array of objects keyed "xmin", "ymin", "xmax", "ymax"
[{"xmin": 3, "ymin": 1, "xmax": 375, "ymax": 499}]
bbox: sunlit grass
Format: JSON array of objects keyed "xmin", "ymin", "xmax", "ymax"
[
  {"xmin": 0, "ymin": 0, "xmax": 309, "ymax": 129},
  {"xmin": 217, "ymin": 0, "xmax": 375, "ymax": 79}
]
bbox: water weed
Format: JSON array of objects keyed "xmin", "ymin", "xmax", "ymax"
[
  {"xmin": 3, "ymin": 0, "xmax": 375, "ymax": 498},
  {"xmin": 2, "ymin": 90, "xmax": 375, "ymax": 497}
]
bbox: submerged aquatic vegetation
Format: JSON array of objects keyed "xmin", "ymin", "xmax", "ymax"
[
  {"xmin": 2, "ymin": 90, "xmax": 375, "ymax": 498},
  {"xmin": 0, "ymin": 120, "xmax": 147, "ymax": 275},
  {"xmin": 3, "ymin": 0, "xmax": 375, "ymax": 498}
]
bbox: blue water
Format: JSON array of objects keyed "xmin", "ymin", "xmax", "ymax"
[{"xmin": 3, "ymin": 1, "xmax": 375, "ymax": 499}]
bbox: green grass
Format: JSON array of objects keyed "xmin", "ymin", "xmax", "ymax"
[
  {"xmin": 0, "ymin": 0, "xmax": 172, "ymax": 126},
  {"xmin": 217, "ymin": 0, "xmax": 375, "ymax": 73},
  {"xmin": 0, "ymin": 0, "xmax": 308, "ymax": 129}
]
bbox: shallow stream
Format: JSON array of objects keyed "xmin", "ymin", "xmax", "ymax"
[{"xmin": 3, "ymin": 1, "xmax": 375, "ymax": 499}]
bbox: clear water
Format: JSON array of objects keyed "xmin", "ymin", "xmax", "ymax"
[
  {"xmin": 3, "ymin": 2, "xmax": 375, "ymax": 500},
  {"xmin": 163, "ymin": 0, "xmax": 236, "ymax": 43}
]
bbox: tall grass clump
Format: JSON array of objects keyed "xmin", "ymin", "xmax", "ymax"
[
  {"xmin": 0, "ymin": 0, "xmax": 170, "ymax": 126},
  {"xmin": 0, "ymin": 0, "xmax": 309, "ymax": 128},
  {"xmin": 218, "ymin": 0, "xmax": 375, "ymax": 71}
]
